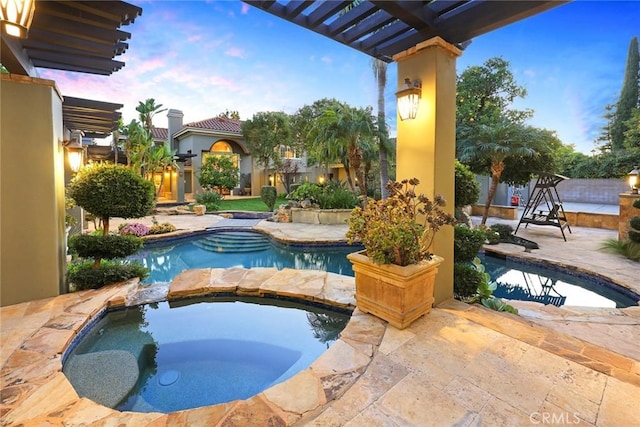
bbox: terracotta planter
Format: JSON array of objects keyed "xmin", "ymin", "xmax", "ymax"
[{"xmin": 346, "ymin": 250, "xmax": 444, "ymax": 329}]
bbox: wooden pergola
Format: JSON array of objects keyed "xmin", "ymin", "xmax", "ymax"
[
  {"xmin": 244, "ymin": 1, "xmax": 566, "ymax": 61},
  {"xmin": 244, "ymin": 0, "xmax": 569, "ymax": 304}
]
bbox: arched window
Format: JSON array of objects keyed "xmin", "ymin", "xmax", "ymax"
[{"xmin": 211, "ymin": 141, "xmax": 233, "ymax": 152}]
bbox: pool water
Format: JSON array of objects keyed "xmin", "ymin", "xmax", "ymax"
[
  {"xmin": 129, "ymin": 230, "xmax": 636, "ymax": 308},
  {"xmin": 63, "ymin": 296, "xmax": 351, "ymax": 413},
  {"xmin": 480, "ymin": 253, "xmax": 637, "ymax": 308},
  {"xmin": 130, "ymin": 230, "xmax": 359, "ymax": 283}
]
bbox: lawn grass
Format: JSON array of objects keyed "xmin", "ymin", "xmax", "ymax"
[{"xmin": 217, "ymin": 196, "xmax": 288, "ymax": 212}]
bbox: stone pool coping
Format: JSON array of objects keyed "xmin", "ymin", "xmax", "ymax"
[{"xmin": 1, "ymin": 267, "xmax": 388, "ymax": 426}]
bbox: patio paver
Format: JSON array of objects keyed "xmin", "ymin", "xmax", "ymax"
[{"xmin": 1, "ymin": 212, "xmax": 639, "ymax": 425}]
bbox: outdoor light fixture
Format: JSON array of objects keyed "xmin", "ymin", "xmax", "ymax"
[
  {"xmin": 64, "ymin": 139, "xmax": 83, "ymax": 173},
  {"xmin": 0, "ymin": 0, "xmax": 35, "ymax": 38},
  {"xmin": 269, "ymin": 174, "xmax": 274, "ymax": 186},
  {"xmin": 396, "ymin": 78, "xmax": 422, "ymax": 121},
  {"xmin": 628, "ymin": 166, "xmax": 639, "ymax": 194},
  {"xmin": 318, "ymin": 174, "xmax": 325, "ymax": 184}
]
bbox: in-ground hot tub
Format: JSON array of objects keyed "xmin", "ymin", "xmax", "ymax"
[{"xmin": 63, "ymin": 295, "xmax": 351, "ymax": 413}]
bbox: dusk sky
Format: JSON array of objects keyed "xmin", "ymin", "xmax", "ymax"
[{"xmin": 39, "ymin": 0, "xmax": 640, "ymax": 154}]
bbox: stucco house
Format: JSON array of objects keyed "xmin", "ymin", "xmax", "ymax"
[{"xmin": 149, "ymin": 109, "xmax": 333, "ymax": 203}]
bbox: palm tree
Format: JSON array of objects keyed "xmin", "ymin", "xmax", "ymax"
[
  {"xmin": 312, "ymin": 104, "xmax": 375, "ymax": 198},
  {"xmin": 371, "ymin": 58, "xmax": 392, "ymax": 198},
  {"xmin": 136, "ymin": 98, "xmax": 167, "ymax": 131},
  {"xmin": 457, "ymin": 119, "xmax": 539, "ymax": 225}
]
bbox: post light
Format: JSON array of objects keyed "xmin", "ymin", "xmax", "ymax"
[
  {"xmin": 628, "ymin": 166, "xmax": 639, "ymax": 194},
  {"xmin": 0, "ymin": 0, "xmax": 35, "ymax": 38},
  {"xmin": 396, "ymin": 78, "xmax": 422, "ymax": 121},
  {"xmin": 64, "ymin": 139, "xmax": 83, "ymax": 173}
]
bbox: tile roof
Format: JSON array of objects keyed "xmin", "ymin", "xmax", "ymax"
[
  {"xmin": 152, "ymin": 127, "xmax": 168, "ymax": 140},
  {"xmin": 185, "ymin": 117, "xmax": 243, "ymax": 134}
]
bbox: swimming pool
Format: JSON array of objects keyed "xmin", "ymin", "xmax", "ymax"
[
  {"xmin": 130, "ymin": 230, "xmax": 637, "ymax": 308},
  {"xmin": 480, "ymin": 252, "xmax": 637, "ymax": 308},
  {"xmin": 130, "ymin": 230, "xmax": 360, "ymax": 283},
  {"xmin": 63, "ymin": 295, "xmax": 351, "ymax": 413}
]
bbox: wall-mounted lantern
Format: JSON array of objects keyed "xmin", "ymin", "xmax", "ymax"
[
  {"xmin": 318, "ymin": 174, "xmax": 325, "ymax": 184},
  {"xmin": 396, "ymin": 78, "xmax": 422, "ymax": 121},
  {"xmin": 628, "ymin": 166, "xmax": 639, "ymax": 194},
  {"xmin": 0, "ymin": 0, "xmax": 35, "ymax": 38},
  {"xmin": 269, "ymin": 174, "xmax": 274, "ymax": 186},
  {"xmin": 63, "ymin": 139, "xmax": 83, "ymax": 173}
]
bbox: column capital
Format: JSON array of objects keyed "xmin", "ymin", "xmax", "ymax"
[{"xmin": 393, "ymin": 36, "xmax": 462, "ymax": 62}]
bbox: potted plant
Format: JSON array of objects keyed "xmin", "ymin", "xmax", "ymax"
[{"xmin": 346, "ymin": 178, "xmax": 456, "ymax": 329}]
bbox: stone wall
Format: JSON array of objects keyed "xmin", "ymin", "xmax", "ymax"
[{"xmin": 290, "ymin": 208, "xmax": 351, "ymax": 225}]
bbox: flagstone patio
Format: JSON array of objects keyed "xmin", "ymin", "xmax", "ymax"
[{"xmin": 1, "ymin": 213, "xmax": 639, "ymax": 426}]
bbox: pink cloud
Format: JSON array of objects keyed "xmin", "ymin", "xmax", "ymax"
[
  {"xmin": 225, "ymin": 47, "xmax": 245, "ymax": 58},
  {"xmin": 241, "ymin": 3, "xmax": 250, "ymax": 14},
  {"xmin": 134, "ymin": 58, "xmax": 167, "ymax": 74}
]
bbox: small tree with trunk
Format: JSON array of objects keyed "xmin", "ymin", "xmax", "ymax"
[
  {"xmin": 197, "ymin": 155, "xmax": 239, "ymax": 195},
  {"xmin": 66, "ymin": 164, "xmax": 155, "ymax": 288},
  {"xmin": 277, "ymin": 158, "xmax": 300, "ymax": 195}
]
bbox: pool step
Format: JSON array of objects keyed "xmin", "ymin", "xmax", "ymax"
[{"xmin": 193, "ymin": 232, "xmax": 271, "ymax": 253}]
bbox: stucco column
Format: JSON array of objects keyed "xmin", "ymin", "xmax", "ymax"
[
  {"xmin": 393, "ymin": 37, "xmax": 461, "ymax": 305},
  {"xmin": 175, "ymin": 164, "xmax": 185, "ymax": 203},
  {"xmin": 1, "ymin": 75, "xmax": 67, "ymax": 306}
]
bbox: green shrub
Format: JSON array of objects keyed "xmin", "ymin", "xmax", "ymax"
[
  {"xmin": 454, "ymin": 160, "xmax": 480, "ymax": 208},
  {"xmin": 149, "ymin": 222, "xmax": 177, "ymax": 235},
  {"xmin": 67, "ymin": 163, "xmax": 155, "ymax": 234},
  {"xmin": 290, "ymin": 182, "xmax": 323, "ymax": 203},
  {"xmin": 489, "ymin": 223, "xmax": 514, "ymax": 240},
  {"xmin": 630, "ymin": 216, "xmax": 640, "ymax": 231},
  {"xmin": 629, "ymin": 230, "xmax": 640, "ymax": 243},
  {"xmin": 484, "ymin": 228, "xmax": 500, "ymax": 245},
  {"xmin": 68, "ymin": 260, "xmax": 148, "ymax": 290},
  {"xmin": 261, "ymin": 186, "xmax": 277, "ymax": 210},
  {"xmin": 195, "ymin": 190, "xmax": 222, "ymax": 211},
  {"xmin": 291, "ymin": 181, "xmax": 359, "ymax": 209},
  {"xmin": 601, "ymin": 239, "xmax": 640, "ymax": 261},
  {"xmin": 454, "ymin": 225, "xmax": 487, "ymax": 263},
  {"xmin": 317, "ymin": 187, "xmax": 359, "ymax": 209},
  {"xmin": 290, "ymin": 183, "xmax": 302, "ymax": 194},
  {"xmin": 68, "ymin": 234, "xmax": 143, "ymax": 260},
  {"xmin": 456, "ymin": 257, "xmax": 518, "ymax": 314},
  {"xmin": 633, "ymin": 198, "xmax": 640, "ymax": 209},
  {"xmin": 454, "ymin": 263, "xmax": 486, "ymax": 298}
]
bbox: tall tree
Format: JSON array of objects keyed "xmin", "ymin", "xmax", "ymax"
[
  {"xmin": 371, "ymin": 58, "xmax": 392, "ymax": 198},
  {"xmin": 623, "ymin": 108, "xmax": 640, "ymax": 149},
  {"xmin": 458, "ymin": 120, "xmax": 540, "ymax": 225},
  {"xmin": 456, "ymin": 57, "xmax": 532, "ymax": 133},
  {"xmin": 218, "ymin": 110, "xmax": 240, "ymax": 120},
  {"xmin": 293, "ymin": 98, "xmax": 343, "ymax": 173},
  {"xmin": 595, "ymin": 104, "xmax": 616, "ymax": 152},
  {"xmin": 241, "ymin": 111, "xmax": 293, "ymax": 184},
  {"xmin": 136, "ymin": 98, "xmax": 167, "ymax": 130},
  {"xmin": 611, "ymin": 36, "xmax": 639, "ymax": 151},
  {"xmin": 456, "ymin": 57, "xmax": 541, "ymax": 223},
  {"xmin": 311, "ymin": 103, "xmax": 375, "ymax": 197}
]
